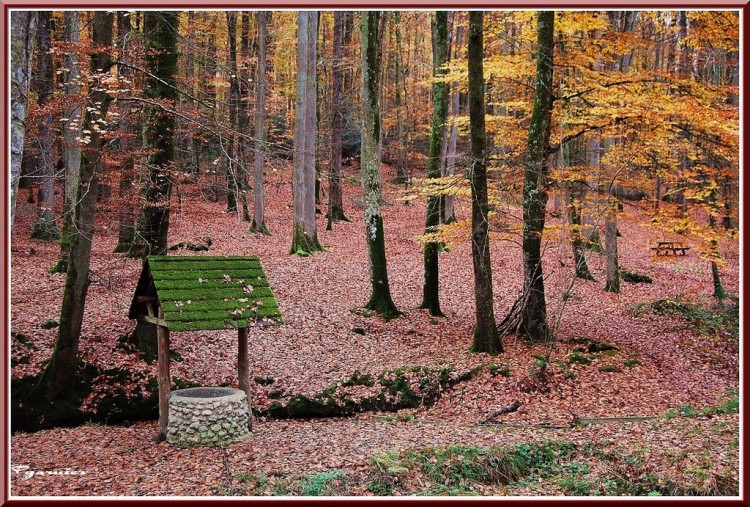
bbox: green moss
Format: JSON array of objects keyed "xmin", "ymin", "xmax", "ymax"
[
  {"xmin": 571, "ymin": 337, "xmax": 619, "ymax": 354},
  {"xmin": 264, "ymin": 365, "xmax": 482, "ymax": 420},
  {"xmin": 568, "ymin": 351, "xmax": 592, "ymax": 365},
  {"xmin": 598, "ymin": 365, "xmax": 621, "ymax": 373},
  {"xmin": 254, "ymin": 376, "xmax": 275, "ymax": 386},
  {"xmin": 342, "ymin": 370, "xmax": 375, "ymax": 387},
  {"xmin": 620, "ymin": 269, "xmax": 653, "ymax": 284},
  {"xmin": 41, "ymin": 320, "xmax": 59, "ymax": 330},
  {"xmin": 488, "ymin": 363, "xmax": 511, "ymax": 377},
  {"xmin": 12, "ymin": 332, "xmax": 37, "ymax": 350},
  {"xmin": 624, "ymin": 355, "xmax": 641, "ymax": 368}
]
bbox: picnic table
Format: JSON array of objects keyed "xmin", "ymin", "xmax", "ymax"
[{"xmin": 651, "ymin": 241, "xmax": 690, "ymax": 256}]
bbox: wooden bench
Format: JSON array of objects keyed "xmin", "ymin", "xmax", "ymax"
[{"xmin": 651, "ymin": 241, "xmax": 690, "ymax": 256}]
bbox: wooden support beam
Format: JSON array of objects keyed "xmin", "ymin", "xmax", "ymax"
[
  {"xmin": 141, "ymin": 315, "xmax": 169, "ymax": 327},
  {"xmin": 238, "ymin": 327, "xmax": 254, "ymax": 431},
  {"xmin": 157, "ymin": 308, "xmax": 171, "ymax": 441}
]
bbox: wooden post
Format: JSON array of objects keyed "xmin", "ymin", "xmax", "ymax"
[
  {"xmin": 157, "ymin": 307, "xmax": 170, "ymax": 441},
  {"xmin": 238, "ymin": 327, "xmax": 254, "ymax": 431}
]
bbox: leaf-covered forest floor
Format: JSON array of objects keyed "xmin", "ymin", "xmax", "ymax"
[{"xmin": 9, "ymin": 163, "xmax": 740, "ymax": 497}]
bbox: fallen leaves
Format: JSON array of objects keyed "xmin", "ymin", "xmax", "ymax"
[{"xmin": 9, "ymin": 161, "xmax": 739, "ymax": 496}]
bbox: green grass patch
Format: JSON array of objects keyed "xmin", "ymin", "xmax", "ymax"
[
  {"xmin": 297, "ymin": 470, "xmax": 345, "ymax": 496},
  {"xmin": 665, "ymin": 389, "xmax": 739, "ymax": 420},
  {"xmin": 365, "ymin": 436, "xmax": 739, "ymax": 496}
]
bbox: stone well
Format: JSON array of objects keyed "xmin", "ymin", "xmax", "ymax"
[{"xmin": 166, "ymin": 387, "xmax": 251, "ymax": 447}]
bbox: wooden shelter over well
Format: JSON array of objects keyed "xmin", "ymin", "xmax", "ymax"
[{"xmin": 128, "ymin": 255, "xmax": 282, "ymax": 439}]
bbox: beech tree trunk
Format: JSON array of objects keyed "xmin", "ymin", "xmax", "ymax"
[
  {"xmin": 131, "ymin": 12, "xmax": 179, "ymax": 257},
  {"xmin": 113, "ymin": 11, "xmax": 138, "ymax": 253},
  {"xmin": 570, "ymin": 181, "xmax": 594, "ymax": 281},
  {"xmin": 420, "ymin": 11, "xmax": 448, "ymax": 317},
  {"xmin": 326, "ymin": 10, "xmax": 349, "ymax": 229},
  {"xmin": 361, "ymin": 11, "xmax": 400, "ymax": 319},
  {"xmin": 31, "ymin": 11, "xmax": 59, "ymax": 241},
  {"xmin": 54, "ymin": 11, "xmax": 83, "ymax": 271},
  {"xmin": 467, "ymin": 11, "xmax": 502, "ymax": 354},
  {"xmin": 226, "ymin": 11, "xmax": 251, "ymax": 221},
  {"xmin": 291, "ymin": 11, "xmax": 323, "ymax": 255},
  {"xmin": 441, "ymin": 23, "xmax": 463, "ymax": 224},
  {"xmin": 10, "ymin": 11, "xmax": 37, "ymax": 231},
  {"xmin": 43, "ymin": 12, "xmax": 113, "ymax": 400},
  {"xmin": 393, "ymin": 11, "xmax": 407, "ymax": 184},
  {"xmin": 604, "ymin": 206, "xmax": 620, "ymax": 293},
  {"xmin": 251, "ymin": 11, "xmax": 271, "ymax": 234},
  {"xmin": 520, "ymin": 11, "xmax": 555, "ymax": 342}
]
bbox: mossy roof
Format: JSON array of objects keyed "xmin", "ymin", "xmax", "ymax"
[{"xmin": 128, "ymin": 255, "xmax": 282, "ymax": 331}]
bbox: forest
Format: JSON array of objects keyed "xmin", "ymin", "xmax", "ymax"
[{"xmin": 8, "ymin": 9, "xmax": 740, "ymax": 498}]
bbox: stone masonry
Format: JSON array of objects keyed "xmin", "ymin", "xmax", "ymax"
[{"xmin": 166, "ymin": 387, "xmax": 251, "ymax": 447}]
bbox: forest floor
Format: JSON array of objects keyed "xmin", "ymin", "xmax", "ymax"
[{"xmin": 9, "ymin": 162, "xmax": 740, "ymax": 497}]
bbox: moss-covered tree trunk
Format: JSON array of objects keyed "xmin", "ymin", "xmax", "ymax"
[
  {"xmin": 467, "ymin": 11, "xmax": 502, "ymax": 354},
  {"xmin": 10, "ymin": 11, "xmax": 37, "ymax": 231},
  {"xmin": 31, "ymin": 11, "xmax": 59, "ymax": 241},
  {"xmin": 43, "ymin": 12, "xmax": 114, "ymax": 400},
  {"xmin": 291, "ymin": 11, "xmax": 323, "ymax": 255},
  {"xmin": 420, "ymin": 11, "xmax": 448, "ymax": 317},
  {"xmin": 251, "ymin": 11, "xmax": 271, "ymax": 234},
  {"xmin": 361, "ymin": 11, "xmax": 400, "ymax": 319},
  {"xmin": 326, "ymin": 10, "xmax": 350, "ymax": 230},
  {"xmin": 131, "ymin": 12, "xmax": 179, "ymax": 257},
  {"xmin": 520, "ymin": 11, "xmax": 555, "ymax": 342}
]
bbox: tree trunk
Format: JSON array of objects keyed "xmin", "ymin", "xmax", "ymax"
[
  {"xmin": 361, "ymin": 11, "xmax": 400, "ymax": 319},
  {"xmin": 113, "ymin": 11, "xmax": 138, "ymax": 254},
  {"xmin": 520, "ymin": 11, "xmax": 555, "ymax": 342},
  {"xmin": 393, "ymin": 11, "xmax": 407, "ymax": 184},
  {"xmin": 10, "ymin": 11, "xmax": 37, "ymax": 231},
  {"xmin": 442, "ymin": 23, "xmax": 463, "ymax": 224},
  {"xmin": 43, "ymin": 12, "xmax": 114, "ymax": 400},
  {"xmin": 226, "ymin": 12, "xmax": 251, "ymax": 221},
  {"xmin": 570, "ymin": 181, "xmax": 594, "ymax": 281},
  {"xmin": 184, "ymin": 11, "xmax": 198, "ymax": 173},
  {"xmin": 291, "ymin": 11, "xmax": 323, "ymax": 255},
  {"xmin": 131, "ymin": 12, "xmax": 179, "ymax": 257},
  {"xmin": 604, "ymin": 205, "xmax": 620, "ymax": 293},
  {"xmin": 708, "ymin": 193, "xmax": 727, "ymax": 299},
  {"xmin": 467, "ymin": 11, "xmax": 502, "ymax": 354},
  {"xmin": 53, "ymin": 11, "xmax": 83, "ymax": 271},
  {"xmin": 251, "ymin": 11, "xmax": 271, "ymax": 234},
  {"xmin": 326, "ymin": 11, "xmax": 349, "ymax": 230},
  {"xmin": 31, "ymin": 11, "xmax": 59, "ymax": 241},
  {"xmin": 420, "ymin": 11, "xmax": 448, "ymax": 317}
]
